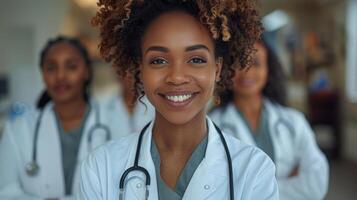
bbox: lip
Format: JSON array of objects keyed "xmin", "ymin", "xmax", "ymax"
[
  {"xmin": 158, "ymin": 91, "xmax": 199, "ymax": 108},
  {"xmin": 238, "ymin": 78, "xmax": 256, "ymax": 87},
  {"xmin": 53, "ymin": 84, "xmax": 71, "ymax": 93}
]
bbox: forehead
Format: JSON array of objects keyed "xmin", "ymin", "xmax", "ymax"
[
  {"xmin": 141, "ymin": 11, "xmax": 214, "ymax": 51},
  {"xmin": 45, "ymin": 42, "xmax": 82, "ymax": 60}
]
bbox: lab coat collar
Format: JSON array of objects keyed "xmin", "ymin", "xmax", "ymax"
[
  {"xmin": 123, "ymin": 117, "xmax": 228, "ymax": 199},
  {"xmin": 220, "ymin": 103, "xmax": 256, "ymax": 145},
  {"xmin": 263, "ymin": 99, "xmax": 280, "ymax": 129},
  {"xmin": 38, "ymin": 101, "xmax": 99, "ymax": 196},
  {"xmin": 124, "ymin": 121, "xmax": 159, "ymax": 200},
  {"xmin": 37, "ymin": 102, "xmax": 65, "ymax": 196},
  {"xmin": 183, "ymin": 117, "xmax": 229, "ymax": 199}
]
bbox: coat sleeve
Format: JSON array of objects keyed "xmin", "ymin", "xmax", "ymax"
[
  {"xmin": 76, "ymin": 153, "xmax": 102, "ymax": 200},
  {"xmin": 0, "ymin": 121, "xmax": 42, "ymax": 200},
  {"xmin": 278, "ymin": 112, "xmax": 329, "ymax": 200},
  {"xmin": 251, "ymin": 151, "xmax": 280, "ymax": 200}
]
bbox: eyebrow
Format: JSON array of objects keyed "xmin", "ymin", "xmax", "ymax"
[
  {"xmin": 185, "ymin": 44, "xmax": 210, "ymax": 52},
  {"xmin": 145, "ymin": 44, "xmax": 210, "ymax": 54},
  {"xmin": 145, "ymin": 46, "xmax": 169, "ymax": 54}
]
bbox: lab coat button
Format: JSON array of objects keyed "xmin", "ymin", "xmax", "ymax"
[
  {"xmin": 136, "ymin": 183, "xmax": 142, "ymax": 188},
  {"xmin": 204, "ymin": 184, "xmax": 210, "ymax": 190}
]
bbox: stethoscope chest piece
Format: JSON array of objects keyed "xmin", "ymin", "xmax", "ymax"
[{"xmin": 25, "ymin": 161, "xmax": 40, "ymax": 176}]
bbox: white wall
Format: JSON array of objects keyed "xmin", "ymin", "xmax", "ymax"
[{"xmin": 0, "ymin": 0, "xmax": 70, "ymax": 106}]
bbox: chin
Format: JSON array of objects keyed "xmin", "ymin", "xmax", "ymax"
[{"xmin": 155, "ymin": 108, "xmax": 206, "ymax": 126}]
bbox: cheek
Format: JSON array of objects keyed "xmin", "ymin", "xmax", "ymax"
[
  {"xmin": 194, "ymin": 68, "xmax": 217, "ymax": 97},
  {"xmin": 141, "ymin": 69, "xmax": 161, "ymax": 94},
  {"xmin": 257, "ymin": 68, "xmax": 268, "ymax": 85},
  {"xmin": 42, "ymin": 72, "xmax": 54, "ymax": 87},
  {"xmin": 70, "ymin": 68, "xmax": 88, "ymax": 85}
]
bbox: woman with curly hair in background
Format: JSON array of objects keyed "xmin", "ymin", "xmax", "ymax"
[
  {"xmin": 210, "ymin": 35, "xmax": 329, "ymax": 200},
  {"xmin": 78, "ymin": 0, "xmax": 279, "ymax": 199}
]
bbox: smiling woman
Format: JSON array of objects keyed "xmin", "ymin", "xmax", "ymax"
[
  {"xmin": 78, "ymin": 1, "xmax": 279, "ymax": 200},
  {"xmin": 0, "ymin": 36, "xmax": 113, "ymax": 199}
]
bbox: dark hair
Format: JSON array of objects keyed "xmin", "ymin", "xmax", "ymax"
[
  {"xmin": 36, "ymin": 36, "xmax": 93, "ymax": 109},
  {"xmin": 219, "ymin": 34, "xmax": 287, "ymax": 107},
  {"xmin": 92, "ymin": 0, "xmax": 262, "ymax": 102}
]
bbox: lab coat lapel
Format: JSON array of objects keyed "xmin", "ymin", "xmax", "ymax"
[
  {"xmin": 221, "ymin": 103, "xmax": 255, "ymax": 145},
  {"xmin": 37, "ymin": 103, "xmax": 65, "ymax": 196},
  {"xmin": 183, "ymin": 119, "xmax": 228, "ymax": 199},
  {"xmin": 264, "ymin": 100, "xmax": 295, "ymax": 173},
  {"xmin": 124, "ymin": 122, "xmax": 159, "ymax": 200},
  {"xmin": 72, "ymin": 102, "xmax": 97, "ymax": 194}
]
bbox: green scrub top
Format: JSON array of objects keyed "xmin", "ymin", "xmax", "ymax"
[
  {"xmin": 151, "ymin": 135, "xmax": 208, "ymax": 199},
  {"xmin": 236, "ymin": 106, "xmax": 275, "ymax": 161},
  {"xmin": 55, "ymin": 106, "xmax": 90, "ymax": 195}
]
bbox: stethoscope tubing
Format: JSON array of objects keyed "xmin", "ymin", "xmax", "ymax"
[
  {"xmin": 119, "ymin": 121, "xmax": 234, "ymax": 200},
  {"xmin": 26, "ymin": 102, "xmax": 110, "ymax": 176}
]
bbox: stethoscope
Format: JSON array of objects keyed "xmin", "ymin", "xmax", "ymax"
[
  {"xmin": 25, "ymin": 102, "xmax": 111, "ymax": 177},
  {"xmin": 119, "ymin": 122, "xmax": 235, "ymax": 200}
]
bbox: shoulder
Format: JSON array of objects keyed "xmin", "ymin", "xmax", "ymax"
[
  {"xmin": 5, "ymin": 102, "xmax": 38, "ymax": 134},
  {"xmin": 6, "ymin": 102, "xmax": 37, "ymax": 122},
  {"xmin": 266, "ymin": 100, "xmax": 307, "ymax": 123}
]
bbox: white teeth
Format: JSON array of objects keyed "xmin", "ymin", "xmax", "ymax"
[{"xmin": 166, "ymin": 94, "xmax": 193, "ymax": 102}]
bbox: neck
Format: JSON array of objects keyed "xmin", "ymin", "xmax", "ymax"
[
  {"xmin": 152, "ymin": 110, "xmax": 207, "ymax": 153},
  {"xmin": 233, "ymin": 94, "xmax": 263, "ymax": 115},
  {"xmin": 54, "ymin": 98, "xmax": 87, "ymax": 121},
  {"xmin": 233, "ymin": 94, "xmax": 263, "ymax": 132}
]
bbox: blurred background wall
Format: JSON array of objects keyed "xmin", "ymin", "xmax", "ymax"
[{"xmin": 0, "ymin": 0, "xmax": 356, "ymax": 199}]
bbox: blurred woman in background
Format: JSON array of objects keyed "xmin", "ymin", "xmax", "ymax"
[
  {"xmin": 210, "ymin": 36, "xmax": 329, "ymax": 200},
  {"xmin": 0, "ymin": 36, "xmax": 111, "ymax": 199}
]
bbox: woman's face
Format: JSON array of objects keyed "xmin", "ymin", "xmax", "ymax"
[
  {"xmin": 42, "ymin": 42, "xmax": 89, "ymax": 104},
  {"xmin": 140, "ymin": 11, "xmax": 222, "ymax": 125},
  {"xmin": 233, "ymin": 42, "xmax": 268, "ymax": 98}
]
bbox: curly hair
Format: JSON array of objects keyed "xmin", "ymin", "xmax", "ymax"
[
  {"xmin": 92, "ymin": 0, "xmax": 262, "ymax": 101},
  {"xmin": 218, "ymin": 34, "xmax": 287, "ymax": 107}
]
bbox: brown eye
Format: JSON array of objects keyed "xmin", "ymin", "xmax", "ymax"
[
  {"xmin": 67, "ymin": 63, "xmax": 78, "ymax": 71},
  {"xmin": 44, "ymin": 63, "xmax": 56, "ymax": 72},
  {"xmin": 150, "ymin": 58, "xmax": 168, "ymax": 65},
  {"xmin": 188, "ymin": 57, "xmax": 207, "ymax": 64}
]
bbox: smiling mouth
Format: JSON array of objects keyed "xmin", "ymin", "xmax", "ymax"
[{"xmin": 159, "ymin": 92, "xmax": 199, "ymax": 103}]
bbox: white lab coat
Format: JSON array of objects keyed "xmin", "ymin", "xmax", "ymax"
[
  {"xmin": 0, "ymin": 101, "xmax": 111, "ymax": 200},
  {"xmin": 77, "ymin": 117, "xmax": 279, "ymax": 200},
  {"xmin": 99, "ymin": 94, "xmax": 155, "ymax": 139},
  {"xmin": 209, "ymin": 100, "xmax": 329, "ymax": 200}
]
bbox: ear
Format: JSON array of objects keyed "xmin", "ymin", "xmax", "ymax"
[{"xmin": 215, "ymin": 57, "xmax": 223, "ymax": 82}]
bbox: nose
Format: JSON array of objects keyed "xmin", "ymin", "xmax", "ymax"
[
  {"xmin": 56, "ymin": 67, "xmax": 66, "ymax": 81},
  {"xmin": 165, "ymin": 63, "xmax": 190, "ymax": 85}
]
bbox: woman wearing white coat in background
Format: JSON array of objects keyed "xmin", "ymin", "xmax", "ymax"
[
  {"xmin": 99, "ymin": 73, "xmax": 155, "ymax": 139},
  {"xmin": 79, "ymin": 1, "xmax": 279, "ymax": 199},
  {"xmin": 0, "ymin": 36, "xmax": 111, "ymax": 199},
  {"xmin": 210, "ymin": 36, "xmax": 329, "ymax": 200}
]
